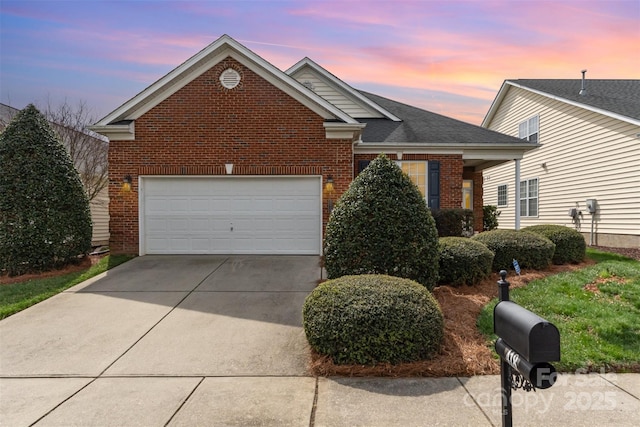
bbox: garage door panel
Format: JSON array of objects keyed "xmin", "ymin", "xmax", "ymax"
[
  {"xmin": 190, "ymin": 198, "xmax": 211, "ymax": 213},
  {"xmin": 147, "ymin": 198, "xmax": 170, "ymax": 213},
  {"xmin": 143, "ymin": 177, "xmax": 320, "ymax": 254}
]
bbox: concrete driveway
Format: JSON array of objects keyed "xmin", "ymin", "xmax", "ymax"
[{"xmin": 0, "ymin": 255, "xmax": 321, "ymax": 425}]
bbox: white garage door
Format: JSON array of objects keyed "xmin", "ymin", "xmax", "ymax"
[{"xmin": 141, "ymin": 177, "xmax": 321, "ymax": 255}]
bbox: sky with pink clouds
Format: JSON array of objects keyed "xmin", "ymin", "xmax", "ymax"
[{"xmin": 1, "ymin": 0, "xmax": 638, "ymax": 125}]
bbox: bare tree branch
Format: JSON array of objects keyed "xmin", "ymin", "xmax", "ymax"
[{"xmin": 43, "ymin": 99, "xmax": 109, "ymax": 203}]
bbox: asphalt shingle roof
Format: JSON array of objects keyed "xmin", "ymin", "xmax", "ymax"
[
  {"xmin": 508, "ymin": 79, "xmax": 640, "ymax": 122},
  {"xmin": 358, "ymin": 91, "xmax": 526, "ymax": 144}
]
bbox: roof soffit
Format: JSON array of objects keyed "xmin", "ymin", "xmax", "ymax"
[{"xmin": 93, "ymin": 35, "xmax": 357, "ymax": 129}]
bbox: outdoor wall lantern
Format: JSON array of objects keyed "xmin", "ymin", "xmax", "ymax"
[
  {"xmin": 325, "ymin": 175, "xmax": 335, "ymax": 213},
  {"xmin": 122, "ymin": 175, "xmax": 132, "ymax": 192}
]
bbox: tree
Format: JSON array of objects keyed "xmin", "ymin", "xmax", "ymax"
[
  {"xmin": 0, "ymin": 104, "xmax": 92, "ymax": 276},
  {"xmin": 1, "ymin": 100, "xmax": 108, "ymax": 204},
  {"xmin": 44, "ymin": 99, "xmax": 108, "ymax": 203},
  {"xmin": 324, "ymin": 154, "xmax": 440, "ymax": 290}
]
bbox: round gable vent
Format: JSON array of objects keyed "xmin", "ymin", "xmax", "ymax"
[{"xmin": 219, "ymin": 68, "xmax": 241, "ymax": 89}]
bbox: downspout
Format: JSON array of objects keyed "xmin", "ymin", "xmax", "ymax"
[{"xmin": 514, "ymin": 159, "xmax": 521, "ymax": 230}]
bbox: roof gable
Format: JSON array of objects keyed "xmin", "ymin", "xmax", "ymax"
[
  {"xmin": 483, "ymin": 79, "xmax": 640, "ymax": 127},
  {"xmin": 91, "ymin": 35, "xmax": 359, "ymax": 139},
  {"xmin": 286, "ymin": 58, "xmax": 401, "ymax": 121}
]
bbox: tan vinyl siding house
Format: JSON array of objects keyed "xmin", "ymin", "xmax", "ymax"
[
  {"xmin": 88, "ymin": 186, "xmax": 110, "ymax": 246},
  {"xmin": 482, "ymin": 79, "xmax": 640, "ymax": 248}
]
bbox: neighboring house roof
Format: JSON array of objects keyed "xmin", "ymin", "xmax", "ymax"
[
  {"xmin": 0, "ymin": 103, "xmax": 20, "ymax": 129},
  {"xmin": 483, "ymin": 79, "xmax": 640, "ymax": 127}
]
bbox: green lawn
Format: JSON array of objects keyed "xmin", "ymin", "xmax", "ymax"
[
  {"xmin": 478, "ymin": 249, "xmax": 640, "ymax": 372},
  {"xmin": 0, "ymin": 255, "xmax": 134, "ymax": 320}
]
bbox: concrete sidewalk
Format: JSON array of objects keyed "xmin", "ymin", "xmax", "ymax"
[
  {"xmin": 1, "ymin": 255, "xmax": 639, "ymax": 426},
  {"xmin": 2, "ymin": 373, "xmax": 639, "ymax": 426}
]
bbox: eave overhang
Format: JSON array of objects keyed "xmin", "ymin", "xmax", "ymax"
[
  {"xmin": 354, "ymin": 141, "xmax": 540, "ymax": 171},
  {"xmin": 324, "ymin": 122, "xmax": 367, "ymax": 140},
  {"xmin": 88, "ymin": 122, "xmax": 135, "ymax": 141}
]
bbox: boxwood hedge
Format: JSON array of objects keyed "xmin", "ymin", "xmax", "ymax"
[
  {"xmin": 303, "ymin": 275, "xmax": 444, "ymax": 365},
  {"xmin": 471, "ymin": 229, "xmax": 555, "ymax": 272},
  {"xmin": 523, "ymin": 224, "xmax": 586, "ymax": 264},
  {"xmin": 438, "ymin": 237, "xmax": 494, "ymax": 286}
]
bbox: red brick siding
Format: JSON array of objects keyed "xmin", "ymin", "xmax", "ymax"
[{"xmin": 109, "ymin": 57, "xmax": 354, "ymax": 254}]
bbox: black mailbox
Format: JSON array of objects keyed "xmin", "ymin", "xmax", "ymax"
[{"xmin": 494, "ymin": 301, "xmax": 560, "ymax": 363}]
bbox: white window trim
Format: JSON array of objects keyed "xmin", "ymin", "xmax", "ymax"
[
  {"xmin": 497, "ymin": 184, "xmax": 508, "ymax": 207},
  {"xmin": 518, "ymin": 114, "xmax": 539, "ymax": 143},
  {"xmin": 519, "ymin": 178, "xmax": 539, "ymax": 217}
]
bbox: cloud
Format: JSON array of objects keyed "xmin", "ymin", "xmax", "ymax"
[{"xmin": 1, "ymin": 0, "xmax": 638, "ymax": 125}]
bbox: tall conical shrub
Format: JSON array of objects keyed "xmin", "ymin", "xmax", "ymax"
[
  {"xmin": 324, "ymin": 154, "xmax": 439, "ymax": 290},
  {"xmin": 0, "ymin": 104, "xmax": 92, "ymax": 276}
]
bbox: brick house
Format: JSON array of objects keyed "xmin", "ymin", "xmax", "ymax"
[{"xmin": 90, "ymin": 35, "xmax": 535, "ymax": 255}]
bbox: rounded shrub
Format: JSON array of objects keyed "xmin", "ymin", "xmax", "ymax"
[
  {"xmin": 471, "ymin": 229, "xmax": 556, "ymax": 272},
  {"xmin": 523, "ymin": 224, "xmax": 586, "ymax": 264},
  {"xmin": 324, "ymin": 154, "xmax": 439, "ymax": 290},
  {"xmin": 438, "ymin": 237, "xmax": 494, "ymax": 286},
  {"xmin": 303, "ymin": 274, "xmax": 444, "ymax": 365}
]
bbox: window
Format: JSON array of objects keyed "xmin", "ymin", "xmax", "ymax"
[
  {"xmin": 462, "ymin": 180, "xmax": 473, "ymax": 209},
  {"xmin": 497, "ymin": 184, "xmax": 508, "ymax": 207},
  {"xmin": 518, "ymin": 115, "xmax": 539, "ymax": 143},
  {"xmin": 519, "ymin": 178, "xmax": 538, "ymax": 217},
  {"xmin": 398, "ymin": 161, "xmax": 427, "ymax": 197}
]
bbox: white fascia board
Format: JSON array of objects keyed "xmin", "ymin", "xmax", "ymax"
[
  {"xmin": 354, "ymin": 143, "xmax": 462, "ymax": 155},
  {"xmin": 462, "ymin": 148, "xmax": 530, "ymax": 161},
  {"xmin": 287, "ymin": 58, "xmax": 402, "ymax": 122},
  {"xmin": 481, "ymin": 80, "xmax": 510, "ymax": 127},
  {"xmin": 94, "ymin": 35, "xmax": 356, "ymax": 127},
  {"xmin": 324, "ymin": 122, "xmax": 366, "ymax": 139},
  {"xmin": 354, "ymin": 142, "xmax": 539, "ymax": 157}
]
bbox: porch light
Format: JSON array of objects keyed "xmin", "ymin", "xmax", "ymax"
[
  {"xmin": 325, "ymin": 176, "xmax": 335, "ymax": 213},
  {"xmin": 122, "ymin": 175, "xmax": 132, "ymax": 192},
  {"xmin": 324, "ymin": 175, "xmax": 334, "ymax": 194}
]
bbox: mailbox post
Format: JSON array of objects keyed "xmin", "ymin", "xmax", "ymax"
[
  {"xmin": 494, "ymin": 270, "xmax": 560, "ymax": 427},
  {"xmin": 497, "ymin": 270, "xmax": 513, "ymax": 427}
]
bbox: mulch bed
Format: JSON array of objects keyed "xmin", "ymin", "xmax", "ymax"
[
  {"xmin": 0, "ymin": 255, "xmax": 103, "ymax": 286},
  {"xmin": 310, "ymin": 243, "xmax": 640, "ymax": 377},
  {"xmin": 309, "ymin": 261, "xmax": 594, "ymax": 377}
]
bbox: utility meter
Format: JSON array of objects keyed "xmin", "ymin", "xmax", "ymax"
[{"xmin": 585, "ymin": 199, "xmax": 597, "ymax": 214}]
